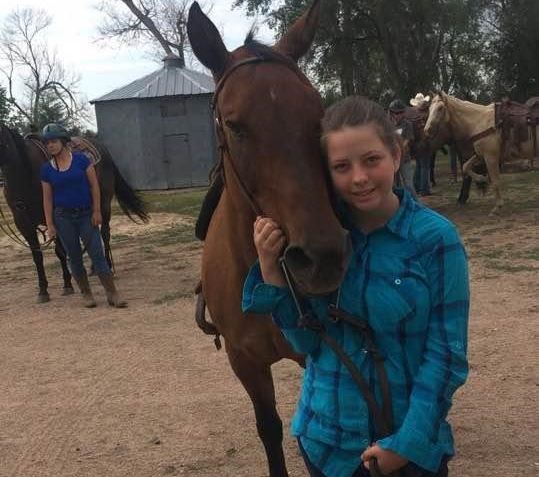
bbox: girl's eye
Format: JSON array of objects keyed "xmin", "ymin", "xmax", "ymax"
[
  {"xmin": 332, "ymin": 163, "xmax": 349, "ymax": 172},
  {"xmin": 365, "ymin": 155, "xmax": 381, "ymax": 164}
]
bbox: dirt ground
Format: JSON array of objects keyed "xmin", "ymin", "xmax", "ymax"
[{"xmin": 0, "ymin": 179, "xmax": 537, "ymax": 477}]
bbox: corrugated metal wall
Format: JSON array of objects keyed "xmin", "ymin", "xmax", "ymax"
[{"xmin": 94, "ymin": 95, "xmax": 216, "ymax": 190}]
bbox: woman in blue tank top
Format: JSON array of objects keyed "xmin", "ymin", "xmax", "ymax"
[{"xmin": 40, "ymin": 123, "xmax": 126, "ymax": 308}]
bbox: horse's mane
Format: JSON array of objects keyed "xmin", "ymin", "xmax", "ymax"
[
  {"xmin": 243, "ymin": 30, "xmax": 303, "ymax": 77},
  {"xmin": 1, "ymin": 125, "xmax": 32, "ymax": 171},
  {"xmin": 441, "ymin": 91, "xmax": 491, "ymax": 113}
]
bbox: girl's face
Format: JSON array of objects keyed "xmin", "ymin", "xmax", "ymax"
[
  {"xmin": 326, "ymin": 124, "xmax": 401, "ymax": 214},
  {"xmin": 45, "ymin": 138, "xmax": 63, "ymax": 156}
]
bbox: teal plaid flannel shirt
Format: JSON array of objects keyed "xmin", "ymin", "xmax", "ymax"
[{"xmin": 242, "ymin": 189, "xmax": 469, "ymax": 477}]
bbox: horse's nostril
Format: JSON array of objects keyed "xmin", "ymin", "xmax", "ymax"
[{"xmin": 284, "ymin": 246, "xmax": 313, "ymax": 273}]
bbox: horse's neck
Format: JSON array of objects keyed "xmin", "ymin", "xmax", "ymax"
[
  {"xmin": 3, "ymin": 140, "xmax": 42, "ymax": 203},
  {"xmin": 219, "ymin": 189, "xmax": 258, "ymax": 265},
  {"xmin": 445, "ymin": 96, "xmax": 494, "ymax": 139}
]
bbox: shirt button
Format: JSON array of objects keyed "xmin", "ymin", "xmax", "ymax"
[{"xmin": 394, "ymin": 278, "xmax": 402, "ymax": 285}]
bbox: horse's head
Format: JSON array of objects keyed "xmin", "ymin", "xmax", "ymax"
[
  {"xmin": 424, "ymin": 92, "xmax": 449, "ymax": 141},
  {"xmin": 187, "ymin": 0, "xmax": 350, "ymax": 295}
]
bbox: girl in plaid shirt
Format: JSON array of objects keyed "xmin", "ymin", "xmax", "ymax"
[{"xmin": 243, "ymin": 96, "xmax": 469, "ymax": 477}]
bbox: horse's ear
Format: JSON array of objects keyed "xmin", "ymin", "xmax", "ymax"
[
  {"xmin": 187, "ymin": 2, "xmax": 229, "ymax": 78},
  {"xmin": 274, "ymin": 0, "xmax": 321, "ymax": 62}
]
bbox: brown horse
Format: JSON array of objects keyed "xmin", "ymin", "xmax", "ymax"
[
  {"xmin": 187, "ymin": 1, "xmax": 350, "ymax": 476},
  {"xmin": 0, "ymin": 124, "xmax": 148, "ymax": 303}
]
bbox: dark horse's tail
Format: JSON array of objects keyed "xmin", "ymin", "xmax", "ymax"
[
  {"xmin": 91, "ymin": 139, "xmax": 149, "ymax": 223},
  {"xmin": 111, "ymin": 160, "xmax": 149, "ymax": 223}
]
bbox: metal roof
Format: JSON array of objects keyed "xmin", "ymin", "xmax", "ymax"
[{"xmin": 91, "ymin": 56, "xmax": 215, "ymax": 103}]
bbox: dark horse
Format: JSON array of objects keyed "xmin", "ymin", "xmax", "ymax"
[
  {"xmin": 187, "ymin": 1, "xmax": 350, "ymax": 476},
  {"xmin": 0, "ymin": 124, "xmax": 148, "ymax": 303}
]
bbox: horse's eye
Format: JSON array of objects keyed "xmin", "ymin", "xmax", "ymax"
[{"xmin": 225, "ymin": 120, "xmax": 244, "ymax": 138}]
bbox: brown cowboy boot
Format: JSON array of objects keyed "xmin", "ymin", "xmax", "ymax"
[
  {"xmin": 73, "ymin": 273, "xmax": 97, "ymax": 308},
  {"xmin": 98, "ymin": 274, "xmax": 127, "ymax": 308}
]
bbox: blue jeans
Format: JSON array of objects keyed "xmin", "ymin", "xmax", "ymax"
[
  {"xmin": 414, "ymin": 154, "xmax": 431, "ymax": 194},
  {"xmin": 298, "ymin": 439, "xmax": 449, "ymax": 477},
  {"xmin": 399, "ymin": 160, "xmax": 416, "ymax": 197},
  {"xmin": 298, "ymin": 439, "xmax": 369, "ymax": 477},
  {"xmin": 54, "ymin": 207, "xmax": 110, "ymax": 278}
]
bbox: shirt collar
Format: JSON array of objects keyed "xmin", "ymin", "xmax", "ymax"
[{"xmin": 385, "ymin": 188, "xmax": 417, "ymax": 239}]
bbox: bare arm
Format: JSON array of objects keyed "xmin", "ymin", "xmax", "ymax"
[
  {"xmin": 41, "ymin": 181, "xmax": 56, "ymax": 239},
  {"xmin": 86, "ymin": 165, "xmax": 102, "ymax": 227}
]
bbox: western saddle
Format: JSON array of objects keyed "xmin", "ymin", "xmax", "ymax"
[{"xmin": 495, "ymin": 97, "xmax": 539, "ymax": 168}]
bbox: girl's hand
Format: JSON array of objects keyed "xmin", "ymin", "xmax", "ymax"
[
  {"xmin": 253, "ymin": 216, "xmax": 287, "ymax": 287},
  {"xmin": 361, "ymin": 445, "xmax": 408, "ymax": 475},
  {"xmin": 46, "ymin": 224, "xmax": 56, "ymax": 240},
  {"xmin": 92, "ymin": 211, "xmax": 102, "ymax": 227}
]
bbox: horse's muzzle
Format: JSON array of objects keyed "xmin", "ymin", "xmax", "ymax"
[{"xmin": 283, "ymin": 231, "xmax": 352, "ymax": 296}]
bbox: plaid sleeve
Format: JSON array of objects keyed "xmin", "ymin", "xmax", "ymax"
[
  {"xmin": 378, "ymin": 224, "xmax": 469, "ymax": 472},
  {"xmin": 242, "ymin": 261, "xmax": 321, "ymax": 354}
]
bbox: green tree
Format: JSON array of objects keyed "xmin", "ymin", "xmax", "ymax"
[
  {"xmin": 486, "ymin": 0, "xmax": 539, "ymax": 101},
  {"xmin": 236, "ymin": 0, "xmax": 490, "ymax": 103},
  {"xmin": 0, "ymin": 86, "xmax": 9, "ymax": 123}
]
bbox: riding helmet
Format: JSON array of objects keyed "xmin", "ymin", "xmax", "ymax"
[{"xmin": 42, "ymin": 123, "xmax": 70, "ymax": 141}]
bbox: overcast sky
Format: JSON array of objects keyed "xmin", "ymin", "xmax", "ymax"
[{"xmin": 0, "ymin": 0, "xmax": 276, "ymax": 125}]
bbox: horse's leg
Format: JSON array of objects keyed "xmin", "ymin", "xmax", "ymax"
[
  {"xmin": 227, "ymin": 346, "xmax": 288, "ymax": 477},
  {"xmin": 30, "ymin": 248, "xmax": 50, "ymax": 303},
  {"xmin": 430, "ymin": 152, "xmax": 436, "ymax": 187},
  {"xmin": 462, "ymin": 154, "xmax": 487, "ymax": 183},
  {"xmin": 24, "ymin": 233, "xmax": 49, "ymax": 303},
  {"xmin": 54, "ymin": 239, "xmax": 73, "ymax": 294},
  {"xmin": 484, "ymin": 155, "xmax": 503, "ymax": 215},
  {"xmin": 14, "ymin": 217, "xmax": 49, "ymax": 303},
  {"xmin": 101, "ymin": 201, "xmax": 113, "ymax": 272},
  {"xmin": 457, "ymin": 176, "xmax": 472, "ymax": 205}
]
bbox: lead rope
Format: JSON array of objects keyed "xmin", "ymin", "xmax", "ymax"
[
  {"xmin": 0, "ymin": 200, "xmax": 54, "ymax": 251},
  {"xmin": 279, "ymin": 259, "xmax": 400, "ymax": 477}
]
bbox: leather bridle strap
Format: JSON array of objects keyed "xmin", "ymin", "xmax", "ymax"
[
  {"xmin": 211, "ymin": 57, "xmax": 267, "ymax": 111},
  {"xmin": 210, "ymin": 55, "xmax": 311, "ymax": 218},
  {"xmin": 279, "ymin": 258, "xmax": 393, "ymax": 439},
  {"xmin": 211, "ymin": 58, "xmax": 267, "ymax": 217},
  {"xmin": 468, "ymin": 126, "xmax": 497, "ymax": 144}
]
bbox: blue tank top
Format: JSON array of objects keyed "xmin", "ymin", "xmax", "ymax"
[{"xmin": 40, "ymin": 152, "xmax": 92, "ymax": 208}]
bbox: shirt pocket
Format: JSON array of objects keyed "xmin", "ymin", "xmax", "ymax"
[{"xmin": 366, "ymin": 274, "xmax": 419, "ymax": 333}]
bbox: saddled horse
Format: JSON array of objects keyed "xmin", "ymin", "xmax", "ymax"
[
  {"xmin": 187, "ymin": 1, "xmax": 350, "ymax": 475},
  {"xmin": 0, "ymin": 124, "xmax": 149, "ymax": 303},
  {"xmin": 424, "ymin": 91, "xmax": 538, "ymax": 214},
  {"xmin": 405, "ymin": 98, "xmax": 483, "ymax": 204}
]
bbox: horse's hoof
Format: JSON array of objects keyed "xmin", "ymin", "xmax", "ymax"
[
  {"xmin": 37, "ymin": 293, "xmax": 50, "ymax": 304},
  {"xmin": 62, "ymin": 286, "xmax": 75, "ymax": 296}
]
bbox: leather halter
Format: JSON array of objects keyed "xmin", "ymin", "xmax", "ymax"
[{"xmin": 211, "ymin": 55, "xmax": 311, "ymax": 217}]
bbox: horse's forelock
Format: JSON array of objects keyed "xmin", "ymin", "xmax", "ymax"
[{"xmin": 242, "ymin": 32, "xmax": 300, "ymax": 73}]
